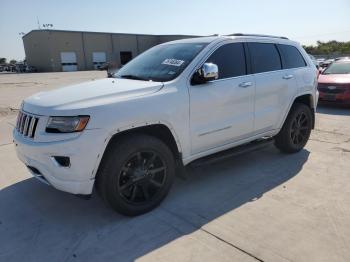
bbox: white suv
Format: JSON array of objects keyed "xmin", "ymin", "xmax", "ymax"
[{"xmin": 14, "ymin": 34, "xmax": 318, "ymax": 216}]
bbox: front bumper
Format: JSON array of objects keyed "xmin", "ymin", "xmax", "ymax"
[
  {"xmin": 13, "ymin": 128, "xmax": 107, "ymax": 195},
  {"xmin": 318, "ymin": 91, "xmax": 350, "ymax": 105}
]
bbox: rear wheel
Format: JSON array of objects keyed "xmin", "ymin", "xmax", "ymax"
[
  {"xmin": 96, "ymin": 134, "xmax": 175, "ymax": 216},
  {"xmin": 275, "ymin": 103, "xmax": 313, "ymax": 153}
]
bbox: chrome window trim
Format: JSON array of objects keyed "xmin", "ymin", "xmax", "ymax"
[{"xmin": 188, "ymin": 39, "xmax": 312, "ymax": 86}]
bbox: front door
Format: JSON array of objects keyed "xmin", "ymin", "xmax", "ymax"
[{"xmin": 189, "ymin": 42, "xmax": 255, "ymax": 154}]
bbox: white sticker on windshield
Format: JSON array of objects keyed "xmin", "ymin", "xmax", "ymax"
[{"xmin": 162, "ymin": 59, "xmax": 185, "ymax": 67}]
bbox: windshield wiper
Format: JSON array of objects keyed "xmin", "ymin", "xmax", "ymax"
[{"xmin": 119, "ymin": 74, "xmax": 149, "ymax": 81}]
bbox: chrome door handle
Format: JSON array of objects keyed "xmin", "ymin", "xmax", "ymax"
[
  {"xmin": 239, "ymin": 82, "xmax": 252, "ymax": 88},
  {"xmin": 283, "ymin": 74, "xmax": 294, "ymax": 80}
]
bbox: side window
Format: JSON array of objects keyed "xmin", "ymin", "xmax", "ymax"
[
  {"xmin": 277, "ymin": 44, "xmax": 307, "ymax": 69},
  {"xmin": 206, "ymin": 43, "xmax": 246, "ymax": 79},
  {"xmin": 248, "ymin": 43, "xmax": 282, "ymax": 73}
]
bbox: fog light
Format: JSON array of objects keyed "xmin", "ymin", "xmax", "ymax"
[{"xmin": 53, "ymin": 156, "xmax": 70, "ymax": 167}]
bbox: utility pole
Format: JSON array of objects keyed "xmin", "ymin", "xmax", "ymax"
[{"xmin": 37, "ymin": 16, "xmax": 41, "ymax": 29}]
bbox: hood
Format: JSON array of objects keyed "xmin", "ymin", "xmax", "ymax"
[
  {"xmin": 318, "ymin": 74, "xmax": 350, "ymax": 84},
  {"xmin": 23, "ymin": 78, "xmax": 163, "ymax": 115}
]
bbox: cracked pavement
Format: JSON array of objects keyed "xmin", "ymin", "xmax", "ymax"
[{"xmin": 0, "ymin": 71, "xmax": 349, "ymax": 262}]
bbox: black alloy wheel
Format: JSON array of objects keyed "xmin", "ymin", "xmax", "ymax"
[
  {"xmin": 275, "ymin": 103, "xmax": 312, "ymax": 153},
  {"xmin": 96, "ymin": 134, "xmax": 175, "ymax": 216},
  {"xmin": 290, "ymin": 111, "xmax": 309, "ymax": 147},
  {"xmin": 118, "ymin": 151, "xmax": 167, "ymax": 204}
]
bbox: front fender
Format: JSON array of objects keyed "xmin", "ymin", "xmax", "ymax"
[{"xmin": 90, "ymin": 120, "xmax": 183, "ymax": 179}]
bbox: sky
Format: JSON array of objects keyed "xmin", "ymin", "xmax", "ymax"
[{"xmin": 1, "ymin": 0, "xmax": 349, "ymax": 60}]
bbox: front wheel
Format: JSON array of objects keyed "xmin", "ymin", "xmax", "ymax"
[
  {"xmin": 96, "ymin": 134, "xmax": 175, "ymax": 216},
  {"xmin": 275, "ymin": 103, "xmax": 313, "ymax": 153}
]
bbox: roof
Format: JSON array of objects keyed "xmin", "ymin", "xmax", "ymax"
[
  {"xmin": 22, "ymin": 29, "xmax": 296, "ymax": 45},
  {"xmin": 22, "ymin": 29, "xmax": 200, "ymax": 38},
  {"xmin": 334, "ymin": 59, "xmax": 350, "ymax": 63},
  {"xmin": 162, "ymin": 34, "xmax": 296, "ymax": 46},
  {"xmin": 163, "ymin": 36, "xmax": 220, "ymax": 44}
]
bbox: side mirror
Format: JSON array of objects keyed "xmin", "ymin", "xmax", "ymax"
[{"xmin": 191, "ymin": 63, "xmax": 219, "ymax": 85}]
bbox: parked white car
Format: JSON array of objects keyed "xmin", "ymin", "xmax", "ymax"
[{"xmin": 14, "ymin": 34, "xmax": 318, "ymax": 216}]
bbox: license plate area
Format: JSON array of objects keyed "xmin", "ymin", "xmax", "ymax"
[{"xmin": 323, "ymin": 94, "xmax": 336, "ymax": 101}]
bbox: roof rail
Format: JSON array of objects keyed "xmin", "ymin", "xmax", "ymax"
[{"xmin": 228, "ymin": 33, "xmax": 289, "ymax": 40}]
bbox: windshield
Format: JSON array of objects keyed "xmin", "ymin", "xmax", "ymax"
[
  {"xmin": 115, "ymin": 43, "xmax": 207, "ymax": 82},
  {"xmin": 323, "ymin": 62, "xmax": 350, "ymax": 75}
]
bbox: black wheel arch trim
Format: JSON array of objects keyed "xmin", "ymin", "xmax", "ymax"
[
  {"xmin": 282, "ymin": 93, "xmax": 316, "ymax": 130},
  {"xmin": 94, "ymin": 124, "xmax": 182, "ymax": 181}
]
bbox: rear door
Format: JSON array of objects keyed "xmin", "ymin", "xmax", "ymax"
[
  {"xmin": 276, "ymin": 44, "xmax": 308, "ymax": 125},
  {"xmin": 248, "ymin": 42, "xmax": 297, "ymax": 133},
  {"xmin": 189, "ymin": 42, "xmax": 255, "ymax": 154},
  {"xmin": 60, "ymin": 52, "xmax": 77, "ymax": 72}
]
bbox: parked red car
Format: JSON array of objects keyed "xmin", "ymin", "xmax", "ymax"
[{"xmin": 318, "ymin": 61, "xmax": 350, "ymax": 105}]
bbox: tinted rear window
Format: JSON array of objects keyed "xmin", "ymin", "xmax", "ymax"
[
  {"xmin": 278, "ymin": 44, "xmax": 306, "ymax": 69},
  {"xmin": 322, "ymin": 62, "xmax": 350, "ymax": 75},
  {"xmin": 206, "ymin": 43, "xmax": 246, "ymax": 79},
  {"xmin": 248, "ymin": 43, "xmax": 282, "ymax": 73}
]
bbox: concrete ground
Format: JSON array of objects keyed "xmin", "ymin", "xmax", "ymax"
[{"xmin": 0, "ymin": 71, "xmax": 349, "ymax": 262}]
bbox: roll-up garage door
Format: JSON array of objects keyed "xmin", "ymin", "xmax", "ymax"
[
  {"xmin": 60, "ymin": 52, "xmax": 77, "ymax": 72},
  {"xmin": 92, "ymin": 52, "xmax": 107, "ymax": 69}
]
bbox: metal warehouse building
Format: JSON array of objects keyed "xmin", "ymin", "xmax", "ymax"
[{"xmin": 22, "ymin": 29, "xmax": 198, "ymax": 72}]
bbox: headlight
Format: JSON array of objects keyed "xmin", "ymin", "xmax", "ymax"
[{"xmin": 46, "ymin": 116, "xmax": 90, "ymax": 133}]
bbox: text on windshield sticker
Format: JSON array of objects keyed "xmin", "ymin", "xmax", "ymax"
[{"xmin": 162, "ymin": 59, "xmax": 185, "ymax": 67}]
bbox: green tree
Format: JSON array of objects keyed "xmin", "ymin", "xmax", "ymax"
[
  {"xmin": 9, "ymin": 59, "xmax": 17, "ymax": 64},
  {"xmin": 0, "ymin": 58, "xmax": 6, "ymax": 64},
  {"xmin": 303, "ymin": 40, "xmax": 350, "ymax": 55}
]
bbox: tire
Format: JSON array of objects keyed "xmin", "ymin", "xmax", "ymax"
[
  {"xmin": 275, "ymin": 103, "xmax": 313, "ymax": 153},
  {"xmin": 96, "ymin": 134, "xmax": 175, "ymax": 216}
]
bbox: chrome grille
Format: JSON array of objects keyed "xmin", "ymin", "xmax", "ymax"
[{"xmin": 16, "ymin": 111, "xmax": 39, "ymax": 138}]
